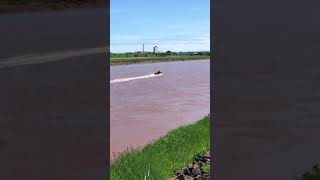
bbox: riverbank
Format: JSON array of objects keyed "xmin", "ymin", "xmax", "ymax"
[
  {"xmin": 110, "ymin": 115, "xmax": 210, "ymax": 179},
  {"xmin": 0, "ymin": 0, "xmax": 104, "ymax": 14},
  {"xmin": 110, "ymin": 55, "xmax": 210, "ymax": 65}
]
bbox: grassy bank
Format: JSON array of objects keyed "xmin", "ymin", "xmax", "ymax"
[
  {"xmin": 110, "ymin": 55, "xmax": 210, "ymax": 65},
  {"xmin": 110, "ymin": 115, "xmax": 210, "ymax": 179}
]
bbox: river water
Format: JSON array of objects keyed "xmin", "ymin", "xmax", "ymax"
[{"xmin": 110, "ymin": 59, "xmax": 210, "ymax": 160}]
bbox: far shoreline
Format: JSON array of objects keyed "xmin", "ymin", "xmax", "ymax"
[{"xmin": 110, "ymin": 56, "xmax": 211, "ymax": 66}]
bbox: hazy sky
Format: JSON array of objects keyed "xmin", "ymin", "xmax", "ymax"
[{"xmin": 111, "ymin": 0, "xmax": 210, "ymax": 53}]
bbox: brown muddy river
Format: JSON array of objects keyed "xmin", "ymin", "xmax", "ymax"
[{"xmin": 110, "ymin": 59, "xmax": 210, "ymax": 160}]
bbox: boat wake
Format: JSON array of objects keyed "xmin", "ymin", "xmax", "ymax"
[
  {"xmin": 0, "ymin": 47, "xmax": 106, "ymax": 69},
  {"xmin": 110, "ymin": 73, "xmax": 163, "ymax": 84}
]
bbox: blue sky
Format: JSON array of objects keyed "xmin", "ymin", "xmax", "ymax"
[{"xmin": 111, "ymin": 0, "xmax": 210, "ymax": 53}]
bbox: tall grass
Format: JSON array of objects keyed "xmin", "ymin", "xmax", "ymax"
[{"xmin": 110, "ymin": 115, "xmax": 210, "ymax": 179}]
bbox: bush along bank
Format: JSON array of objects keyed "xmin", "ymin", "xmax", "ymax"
[{"xmin": 110, "ymin": 114, "xmax": 210, "ymax": 179}]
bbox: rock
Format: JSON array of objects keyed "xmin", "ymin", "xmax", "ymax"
[
  {"xmin": 176, "ymin": 173, "xmax": 184, "ymax": 180},
  {"xmin": 192, "ymin": 167, "xmax": 202, "ymax": 176},
  {"xmin": 198, "ymin": 152, "xmax": 210, "ymax": 164},
  {"xmin": 174, "ymin": 152, "xmax": 211, "ymax": 179},
  {"xmin": 193, "ymin": 163, "xmax": 200, "ymax": 169},
  {"xmin": 198, "ymin": 161, "xmax": 205, "ymax": 167},
  {"xmin": 201, "ymin": 169, "xmax": 205, "ymax": 174},
  {"xmin": 183, "ymin": 168, "xmax": 192, "ymax": 176},
  {"xmin": 199, "ymin": 156, "xmax": 210, "ymax": 163},
  {"xmin": 205, "ymin": 154, "xmax": 211, "ymax": 158},
  {"xmin": 204, "ymin": 152, "xmax": 210, "ymax": 158},
  {"xmin": 176, "ymin": 170, "xmax": 183, "ymax": 176}
]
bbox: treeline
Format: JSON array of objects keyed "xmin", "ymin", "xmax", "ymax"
[{"xmin": 111, "ymin": 51, "xmax": 211, "ymax": 58}]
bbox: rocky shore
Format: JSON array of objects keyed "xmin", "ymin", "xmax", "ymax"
[{"xmin": 173, "ymin": 152, "xmax": 211, "ymax": 180}]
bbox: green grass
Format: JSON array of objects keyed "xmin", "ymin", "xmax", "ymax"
[
  {"xmin": 110, "ymin": 55, "xmax": 210, "ymax": 65},
  {"xmin": 202, "ymin": 162, "xmax": 210, "ymax": 174},
  {"xmin": 110, "ymin": 115, "xmax": 210, "ymax": 179}
]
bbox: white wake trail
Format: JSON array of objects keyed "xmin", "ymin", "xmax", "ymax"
[
  {"xmin": 110, "ymin": 73, "xmax": 163, "ymax": 83},
  {"xmin": 0, "ymin": 47, "xmax": 107, "ymax": 69}
]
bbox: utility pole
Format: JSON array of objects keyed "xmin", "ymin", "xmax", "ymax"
[{"xmin": 143, "ymin": 43, "xmax": 144, "ymax": 53}]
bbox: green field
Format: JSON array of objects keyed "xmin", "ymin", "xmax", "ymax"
[
  {"xmin": 110, "ymin": 115, "xmax": 210, "ymax": 179},
  {"xmin": 110, "ymin": 55, "xmax": 210, "ymax": 65}
]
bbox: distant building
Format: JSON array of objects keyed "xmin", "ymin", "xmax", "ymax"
[{"xmin": 153, "ymin": 46, "xmax": 159, "ymax": 53}]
